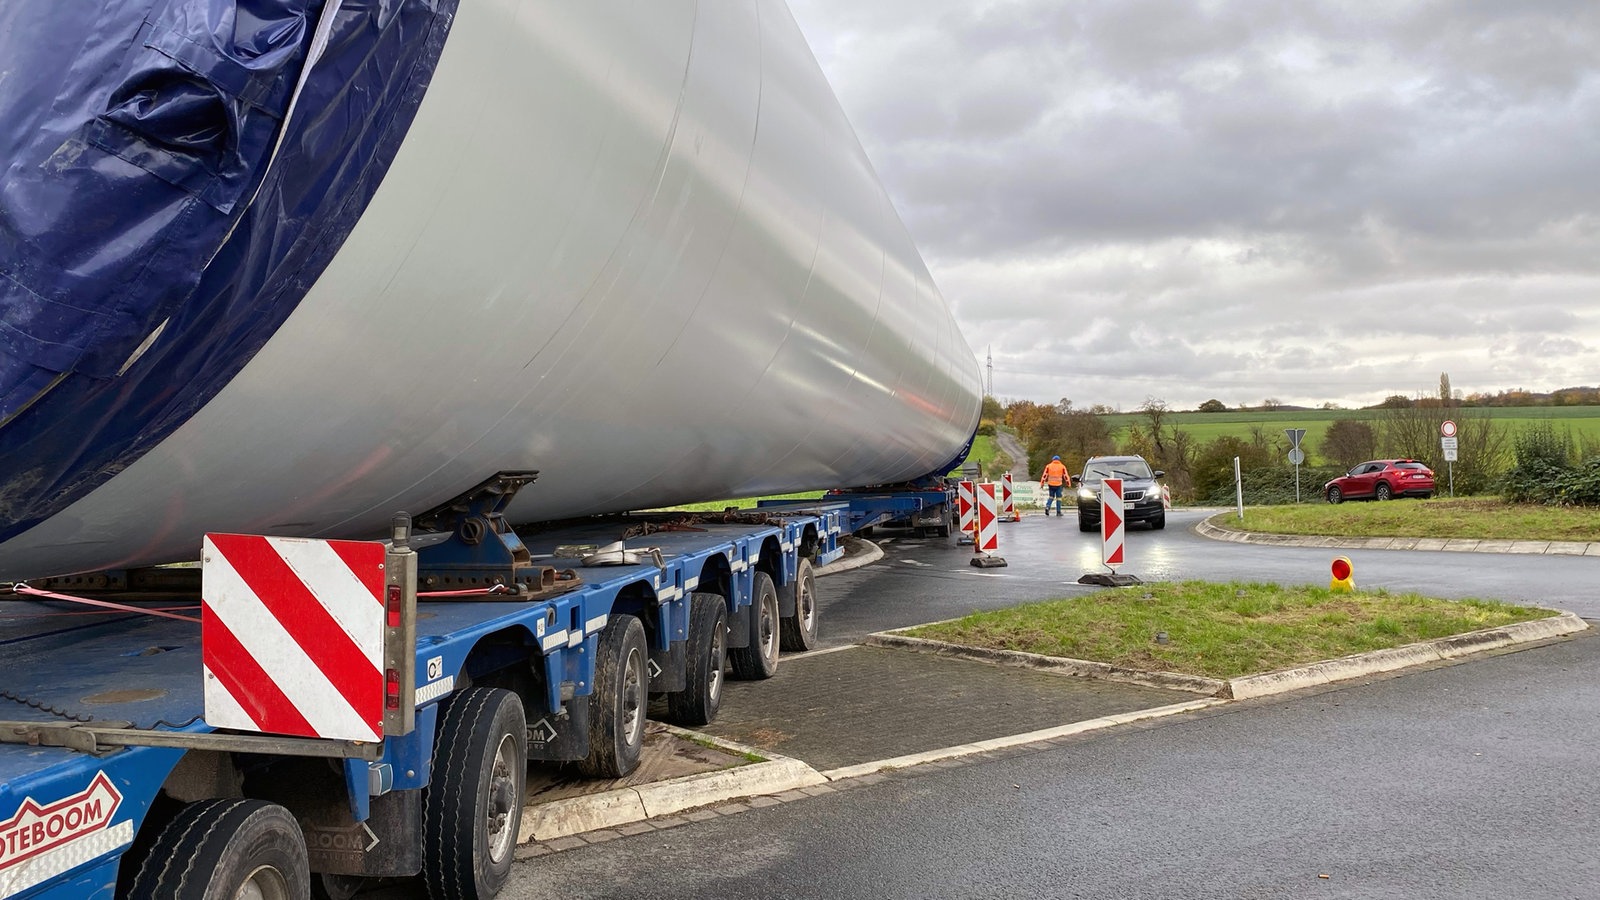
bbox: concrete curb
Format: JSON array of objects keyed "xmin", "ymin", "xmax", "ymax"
[
  {"xmin": 519, "ymin": 729, "xmax": 825, "ymax": 843},
  {"xmin": 815, "ymin": 537, "xmax": 884, "ymax": 576},
  {"xmin": 819, "ymin": 698, "xmax": 1222, "ymax": 781},
  {"xmin": 867, "ymin": 610, "xmax": 1588, "ymax": 703},
  {"xmin": 1226, "ymin": 610, "xmax": 1591, "ymax": 699},
  {"xmin": 863, "ymin": 632, "xmax": 1226, "ymax": 696},
  {"xmin": 1196, "ymin": 515, "xmax": 1600, "ymax": 556}
]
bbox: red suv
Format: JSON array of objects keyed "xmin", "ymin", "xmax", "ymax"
[{"xmin": 1324, "ymin": 459, "xmax": 1435, "ymax": 503}]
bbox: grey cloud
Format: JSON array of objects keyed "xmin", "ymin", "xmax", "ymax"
[{"xmin": 788, "ymin": 0, "xmax": 1600, "ymax": 407}]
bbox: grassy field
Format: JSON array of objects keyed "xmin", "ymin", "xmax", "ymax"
[
  {"xmin": 906, "ymin": 580, "xmax": 1551, "ymax": 680},
  {"xmin": 1226, "ymin": 497, "xmax": 1600, "ymax": 542},
  {"xmin": 964, "ymin": 434, "xmax": 1000, "ymax": 474},
  {"xmin": 1098, "ymin": 406, "xmax": 1600, "ymax": 465}
]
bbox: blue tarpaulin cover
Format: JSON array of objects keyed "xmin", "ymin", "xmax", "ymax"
[{"xmin": 0, "ymin": 0, "xmax": 455, "ymax": 542}]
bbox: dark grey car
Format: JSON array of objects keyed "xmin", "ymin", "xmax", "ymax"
[{"xmin": 1075, "ymin": 455, "xmax": 1167, "ymax": 531}]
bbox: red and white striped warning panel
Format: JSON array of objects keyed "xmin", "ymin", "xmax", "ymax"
[
  {"xmin": 975, "ymin": 482, "xmax": 999, "ymax": 552},
  {"xmin": 1161, "ymin": 484, "xmax": 1172, "ymax": 511},
  {"xmin": 999, "ymin": 474, "xmax": 1017, "ymax": 521},
  {"xmin": 957, "ymin": 480, "xmax": 975, "ymax": 535},
  {"xmin": 202, "ymin": 534, "xmax": 386, "ymax": 742},
  {"xmin": 1100, "ymin": 478, "xmax": 1125, "ymax": 567}
]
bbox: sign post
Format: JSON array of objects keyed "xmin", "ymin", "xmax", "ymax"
[
  {"xmin": 1440, "ymin": 421, "xmax": 1458, "ymax": 497},
  {"xmin": 1284, "ymin": 428, "xmax": 1307, "ymax": 503},
  {"xmin": 1234, "ymin": 456, "xmax": 1244, "ymax": 520}
]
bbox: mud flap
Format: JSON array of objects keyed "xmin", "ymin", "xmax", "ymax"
[
  {"xmin": 648, "ymin": 640, "xmax": 687, "ymax": 692},
  {"xmin": 526, "ymin": 697, "xmax": 590, "ymax": 762}
]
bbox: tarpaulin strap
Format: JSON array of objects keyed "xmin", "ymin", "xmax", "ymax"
[
  {"xmin": 3, "ymin": 583, "xmax": 202, "ymax": 624},
  {"xmin": 417, "ymin": 585, "xmax": 512, "ymax": 598}
]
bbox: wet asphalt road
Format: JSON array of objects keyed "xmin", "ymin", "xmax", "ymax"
[
  {"xmin": 479, "ymin": 511, "xmax": 1600, "ymax": 898},
  {"xmin": 510, "ymin": 632, "xmax": 1600, "ymax": 899}
]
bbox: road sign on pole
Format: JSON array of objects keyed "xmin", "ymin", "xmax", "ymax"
[
  {"xmin": 1285, "ymin": 429, "xmax": 1306, "ymax": 502},
  {"xmin": 1440, "ymin": 434, "xmax": 1458, "ymax": 496}
]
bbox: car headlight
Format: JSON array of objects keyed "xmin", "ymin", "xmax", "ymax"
[{"xmin": 1077, "ymin": 488, "xmax": 1096, "ymax": 500}]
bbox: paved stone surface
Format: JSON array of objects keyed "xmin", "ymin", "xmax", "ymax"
[
  {"xmin": 699, "ymin": 644, "xmax": 1189, "ymax": 771},
  {"xmin": 525, "ymin": 722, "xmax": 747, "ymax": 806}
]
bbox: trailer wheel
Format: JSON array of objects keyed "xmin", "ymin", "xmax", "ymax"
[
  {"xmin": 124, "ymin": 798, "xmax": 308, "ymax": 900},
  {"xmin": 666, "ymin": 593, "xmax": 727, "ymax": 726},
  {"xmin": 422, "ymin": 687, "xmax": 527, "ymax": 900},
  {"xmin": 578, "ymin": 614, "xmax": 649, "ymax": 777},
  {"xmin": 729, "ymin": 572, "xmax": 779, "ymax": 680},
  {"xmin": 779, "ymin": 558, "xmax": 819, "ymax": 652}
]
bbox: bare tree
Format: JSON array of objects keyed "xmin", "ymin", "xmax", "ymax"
[
  {"xmin": 1140, "ymin": 397, "xmax": 1170, "ymax": 459},
  {"xmin": 1377, "ymin": 393, "xmax": 1508, "ymax": 493}
]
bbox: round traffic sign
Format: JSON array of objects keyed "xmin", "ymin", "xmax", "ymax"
[
  {"xmin": 1288, "ymin": 448, "xmax": 1305, "ymax": 465},
  {"xmin": 1441, "ymin": 420, "xmax": 1457, "ymax": 438}
]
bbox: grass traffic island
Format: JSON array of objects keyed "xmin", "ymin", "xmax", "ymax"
[
  {"xmin": 1226, "ymin": 497, "xmax": 1600, "ymax": 543},
  {"xmin": 894, "ymin": 581, "xmax": 1558, "ymax": 683}
]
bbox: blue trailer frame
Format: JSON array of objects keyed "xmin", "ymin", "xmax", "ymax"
[{"xmin": 0, "ymin": 505, "xmax": 839, "ymax": 898}]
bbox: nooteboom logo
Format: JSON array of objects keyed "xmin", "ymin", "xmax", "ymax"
[{"xmin": 0, "ymin": 772, "xmax": 123, "ymax": 873}]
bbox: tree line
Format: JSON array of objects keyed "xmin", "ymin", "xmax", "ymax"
[{"xmin": 989, "ymin": 382, "xmax": 1600, "ymax": 507}]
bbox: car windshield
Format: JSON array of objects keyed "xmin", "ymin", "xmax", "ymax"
[
  {"xmin": 1084, "ymin": 460, "xmax": 1153, "ymax": 481},
  {"xmin": 1396, "ymin": 462, "xmax": 1428, "ymax": 470}
]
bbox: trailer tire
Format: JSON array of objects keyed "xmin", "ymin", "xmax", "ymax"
[
  {"xmin": 779, "ymin": 557, "xmax": 819, "ymax": 652},
  {"xmin": 667, "ymin": 593, "xmax": 727, "ymax": 726},
  {"xmin": 421, "ymin": 687, "xmax": 527, "ymax": 900},
  {"xmin": 124, "ymin": 798, "xmax": 309, "ymax": 900},
  {"xmin": 729, "ymin": 572, "xmax": 780, "ymax": 680},
  {"xmin": 578, "ymin": 614, "xmax": 649, "ymax": 778}
]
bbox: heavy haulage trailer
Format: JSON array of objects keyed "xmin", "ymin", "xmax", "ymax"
[
  {"xmin": 0, "ymin": 473, "xmax": 861, "ymax": 899},
  {"xmin": 0, "ymin": 474, "xmax": 964, "ymax": 898},
  {"xmin": 0, "ymin": 1, "xmax": 982, "ymax": 897}
]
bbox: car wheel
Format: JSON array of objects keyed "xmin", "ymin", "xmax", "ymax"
[
  {"xmin": 1078, "ymin": 516, "xmax": 1096, "ymax": 533},
  {"xmin": 1375, "ymin": 482, "xmax": 1392, "ymax": 501},
  {"xmin": 1149, "ymin": 512, "xmax": 1165, "ymax": 530},
  {"xmin": 1326, "ymin": 486, "xmax": 1343, "ymax": 504},
  {"xmin": 1420, "ymin": 491, "xmax": 1433, "ymax": 500}
]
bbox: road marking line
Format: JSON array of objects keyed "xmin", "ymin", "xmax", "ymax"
[{"xmin": 818, "ymin": 698, "xmax": 1222, "ymax": 781}]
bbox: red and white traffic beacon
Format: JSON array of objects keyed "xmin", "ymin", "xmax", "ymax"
[
  {"xmin": 1078, "ymin": 478, "xmax": 1141, "ymax": 586},
  {"xmin": 970, "ymin": 482, "xmax": 1008, "ymax": 568},
  {"xmin": 998, "ymin": 473, "xmax": 1020, "ymax": 522},
  {"xmin": 956, "ymin": 480, "xmax": 976, "ymax": 545}
]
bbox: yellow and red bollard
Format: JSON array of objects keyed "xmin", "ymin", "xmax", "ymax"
[{"xmin": 1329, "ymin": 556, "xmax": 1355, "ymax": 592}]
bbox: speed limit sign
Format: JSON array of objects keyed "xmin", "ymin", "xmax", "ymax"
[{"xmin": 1441, "ymin": 420, "xmax": 1457, "ymax": 438}]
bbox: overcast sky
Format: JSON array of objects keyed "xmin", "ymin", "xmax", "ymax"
[{"xmin": 786, "ymin": 0, "xmax": 1600, "ymax": 411}]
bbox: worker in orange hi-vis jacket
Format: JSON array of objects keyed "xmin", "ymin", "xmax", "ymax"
[{"xmin": 1040, "ymin": 456, "xmax": 1070, "ymax": 517}]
